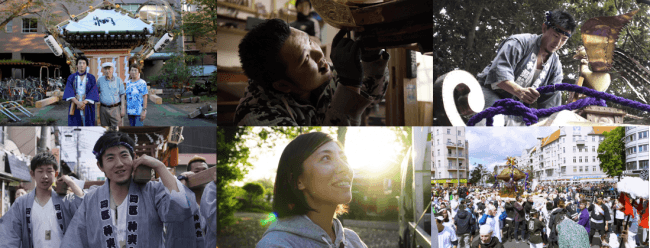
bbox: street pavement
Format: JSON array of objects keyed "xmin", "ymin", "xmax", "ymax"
[{"xmin": 6, "ymin": 100, "xmax": 217, "ymax": 126}]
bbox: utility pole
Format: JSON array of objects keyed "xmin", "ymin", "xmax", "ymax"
[{"xmin": 75, "ymin": 128, "xmax": 81, "ymax": 176}]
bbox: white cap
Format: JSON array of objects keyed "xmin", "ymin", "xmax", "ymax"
[
  {"xmin": 487, "ymin": 204, "xmax": 496, "ymax": 211},
  {"xmin": 480, "ymin": 225, "xmax": 493, "ymax": 235},
  {"xmin": 436, "ymin": 215, "xmax": 444, "ymax": 221},
  {"xmin": 101, "ymin": 62, "xmax": 114, "ymax": 68}
]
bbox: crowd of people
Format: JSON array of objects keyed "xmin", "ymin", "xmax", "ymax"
[{"xmin": 434, "ymin": 182, "xmax": 649, "ymax": 248}]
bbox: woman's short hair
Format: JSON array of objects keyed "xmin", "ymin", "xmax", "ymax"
[{"xmin": 273, "ymin": 132, "xmax": 347, "ymax": 218}]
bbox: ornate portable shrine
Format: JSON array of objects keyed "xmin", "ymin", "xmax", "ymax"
[
  {"xmin": 495, "ymin": 157, "xmax": 530, "ymax": 198},
  {"xmin": 310, "ymin": 0, "xmax": 433, "ymax": 53},
  {"xmin": 44, "ymin": 0, "xmax": 176, "ymax": 82}
]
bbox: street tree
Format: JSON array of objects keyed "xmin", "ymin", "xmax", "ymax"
[
  {"xmin": 597, "ymin": 127, "xmax": 626, "ymax": 181},
  {"xmin": 0, "ymin": 0, "xmax": 93, "ymax": 31},
  {"xmin": 469, "ymin": 163, "xmax": 485, "ymax": 185}
]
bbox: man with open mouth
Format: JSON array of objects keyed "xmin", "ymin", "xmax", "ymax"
[
  {"xmin": 0, "ymin": 152, "xmax": 85, "ymax": 248},
  {"xmin": 60, "ymin": 131, "xmax": 195, "ymax": 248},
  {"xmin": 235, "ymin": 19, "xmax": 389, "ymax": 126}
]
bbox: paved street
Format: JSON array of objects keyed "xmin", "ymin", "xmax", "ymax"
[{"xmin": 2, "ymin": 100, "xmax": 216, "ymax": 126}]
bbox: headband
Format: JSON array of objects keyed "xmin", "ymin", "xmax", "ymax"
[
  {"xmin": 93, "ymin": 142, "xmax": 134, "ymax": 158},
  {"xmin": 545, "ymin": 11, "xmax": 572, "ymax": 38}
]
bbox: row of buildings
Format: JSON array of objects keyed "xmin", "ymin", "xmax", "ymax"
[
  {"xmin": 430, "ymin": 126, "xmax": 649, "ymax": 187},
  {"xmin": 514, "ymin": 126, "xmax": 649, "ymax": 184}
]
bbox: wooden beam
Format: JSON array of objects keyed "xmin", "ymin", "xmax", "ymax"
[
  {"xmin": 36, "ymin": 96, "xmax": 59, "ymax": 108},
  {"xmin": 187, "ymin": 166, "xmax": 216, "ymax": 189},
  {"xmin": 46, "ymin": 91, "xmax": 63, "ymax": 97},
  {"xmin": 149, "ymin": 94, "xmax": 163, "ymax": 104},
  {"xmin": 217, "ymin": 1, "xmax": 258, "ymax": 15}
]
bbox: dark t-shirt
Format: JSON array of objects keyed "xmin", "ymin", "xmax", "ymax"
[{"xmin": 528, "ymin": 219, "xmax": 545, "ymax": 244}]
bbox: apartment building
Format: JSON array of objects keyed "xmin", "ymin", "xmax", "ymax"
[
  {"xmin": 623, "ymin": 126, "xmax": 649, "ymax": 178},
  {"xmin": 431, "ymin": 127, "xmax": 469, "ymax": 187},
  {"xmin": 520, "ymin": 126, "xmax": 616, "ymax": 184}
]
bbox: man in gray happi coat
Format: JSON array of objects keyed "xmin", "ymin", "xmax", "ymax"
[{"xmin": 476, "ymin": 9, "xmax": 576, "ymax": 126}]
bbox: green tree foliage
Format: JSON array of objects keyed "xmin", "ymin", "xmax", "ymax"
[
  {"xmin": 217, "ymin": 127, "xmax": 252, "ymax": 231},
  {"xmin": 242, "ymin": 182, "xmax": 266, "ymax": 206},
  {"xmin": 148, "ymin": 52, "xmax": 204, "ymax": 95},
  {"xmin": 181, "ymin": 0, "xmax": 218, "ymax": 93},
  {"xmin": 469, "ymin": 163, "xmax": 485, "ymax": 185},
  {"xmin": 597, "ymin": 127, "xmax": 626, "ymax": 180},
  {"xmin": 434, "ymin": 0, "xmax": 649, "ymax": 116}
]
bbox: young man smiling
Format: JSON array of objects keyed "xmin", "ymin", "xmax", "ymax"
[
  {"xmin": 476, "ymin": 9, "xmax": 576, "ymax": 126},
  {"xmin": 60, "ymin": 131, "xmax": 192, "ymax": 247},
  {"xmin": 0, "ymin": 152, "xmax": 85, "ymax": 248},
  {"xmin": 235, "ymin": 19, "xmax": 389, "ymax": 126}
]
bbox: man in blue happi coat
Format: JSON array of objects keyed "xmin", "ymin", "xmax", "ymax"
[
  {"xmin": 60, "ymin": 131, "xmax": 193, "ymax": 247},
  {"xmin": 63, "ymin": 56, "xmax": 100, "ymax": 126},
  {"xmin": 476, "ymin": 9, "xmax": 576, "ymax": 126},
  {"xmin": 0, "ymin": 152, "xmax": 85, "ymax": 248}
]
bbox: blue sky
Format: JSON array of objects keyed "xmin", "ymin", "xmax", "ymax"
[{"xmin": 466, "ymin": 127, "xmax": 557, "ymax": 172}]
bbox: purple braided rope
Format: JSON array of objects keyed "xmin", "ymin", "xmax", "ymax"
[{"xmin": 468, "ymin": 83, "xmax": 650, "ymax": 126}]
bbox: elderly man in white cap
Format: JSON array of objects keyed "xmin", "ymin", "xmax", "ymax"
[
  {"xmin": 471, "ymin": 225, "xmax": 504, "ymax": 248},
  {"xmin": 96, "ymin": 62, "xmax": 125, "ymax": 126},
  {"xmin": 478, "ymin": 204, "xmax": 502, "ymax": 242}
]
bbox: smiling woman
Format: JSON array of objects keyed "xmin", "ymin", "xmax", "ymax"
[{"xmin": 256, "ymin": 132, "xmax": 367, "ymax": 248}]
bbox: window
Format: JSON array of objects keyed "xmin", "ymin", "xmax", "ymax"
[
  {"xmin": 184, "ymin": 35, "xmax": 195, "ymax": 43},
  {"xmin": 437, "ymin": 129, "xmax": 439, "ymax": 135},
  {"xmin": 5, "ymin": 20, "xmax": 12, "ymax": 33},
  {"xmin": 627, "ymin": 161, "xmax": 637, "ymax": 170},
  {"xmin": 439, "ymin": 172, "xmax": 441, "ymax": 178},
  {"xmin": 458, "ymin": 130, "xmax": 461, "ymax": 136},
  {"xmin": 563, "ymin": 137, "xmax": 565, "ymax": 143},
  {"xmin": 22, "ymin": 18, "xmax": 38, "ymax": 33},
  {"xmin": 448, "ymin": 161, "xmax": 452, "ymax": 167},
  {"xmin": 437, "ymin": 149, "xmax": 440, "ymax": 156},
  {"xmin": 573, "ymin": 166, "xmax": 577, "ymax": 172},
  {"xmin": 639, "ymin": 131, "xmax": 648, "ymax": 139},
  {"xmin": 579, "ymin": 156, "xmax": 582, "ymax": 163},
  {"xmin": 640, "ymin": 144, "xmax": 648, "ymax": 152},
  {"xmin": 121, "ymin": 4, "xmax": 141, "ymax": 13},
  {"xmin": 593, "ymin": 166, "xmax": 596, "ymax": 172},
  {"xmin": 640, "ymin": 160, "xmax": 649, "ymax": 170},
  {"xmin": 448, "ymin": 149, "xmax": 452, "ymax": 155},
  {"xmin": 573, "ymin": 146, "xmax": 576, "ymax": 152},
  {"xmin": 579, "ymin": 166, "xmax": 583, "ymax": 172},
  {"xmin": 447, "ymin": 129, "xmax": 450, "ymax": 134},
  {"xmin": 447, "ymin": 138, "xmax": 451, "ymax": 144},
  {"xmin": 573, "ymin": 157, "xmax": 576, "ymax": 163},
  {"xmin": 437, "ymin": 139, "xmax": 439, "ymax": 145},
  {"xmin": 563, "ymin": 157, "xmax": 566, "ymax": 163},
  {"xmin": 438, "ymin": 160, "xmax": 440, "ymax": 168},
  {"xmin": 563, "ymin": 147, "xmax": 565, "ymax": 153},
  {"xmin": 592, "ymin": 136, "xmax": 595, "ymax": 142},
  {"xmin": 592, "ymin": 146, "xmax": 595, "ymax": 152},
  {"xmin": 593, "ymin": 156, "xmax": 596, "ymax": 162},
  {"xmin": 633, "ymin": 147, "xmax": 637, "ymax": 153}
]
